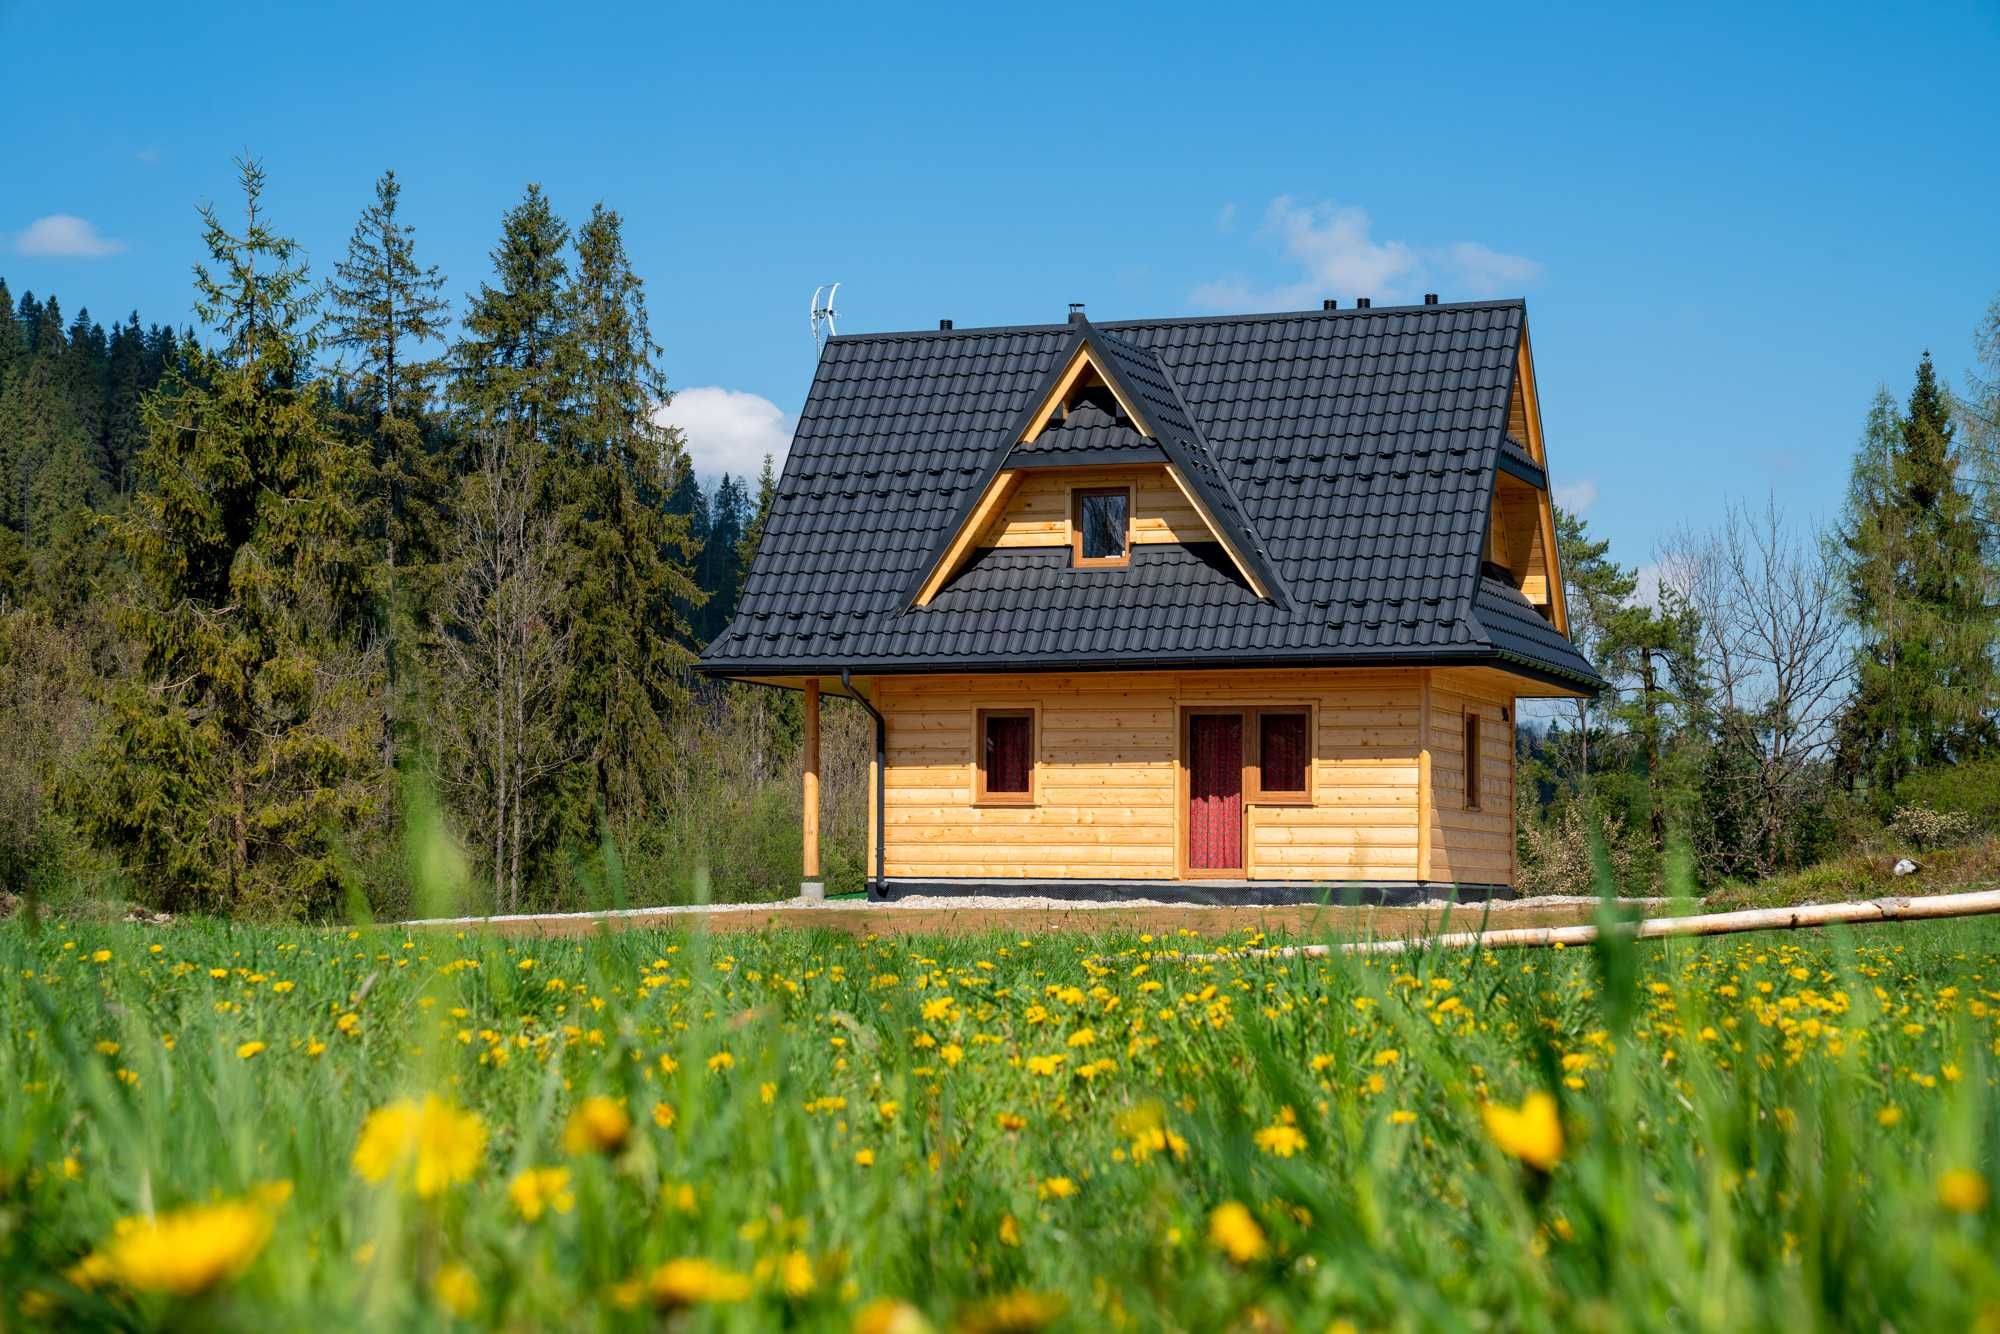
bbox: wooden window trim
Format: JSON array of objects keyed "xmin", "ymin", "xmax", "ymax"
[
  {"xmin": 1069, "ymin": 485, "xmax": 1133, "ymax": 569},
  {"xmin": 1246, "ymin": 705, "xmax": 1315, "ymax": 805},
  {"xmin": 973, "ymin": 706, "xmax": 1038, "ymax": 806},
  {"xmin": 1463, "ymin": 711, "xmax": 1482, "ymax": 811}
]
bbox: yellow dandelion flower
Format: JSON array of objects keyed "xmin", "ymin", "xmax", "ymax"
[
  {"xmin": 1373, "ymin": 1048, "xmax": 1401, "ymax": 1067},
  {"xmin": 941, "ymin": 1043, "xmax": 964, "ymax": 1068},
  {"xmin": 761, "ymin": 1081, "xmax": 778, "ymax": 1105},
  {"xmin": 434, "ymin": 1262, "xmax": 480, "ymax": 1318},
  {"xmin": 1390, "ymin": 1109, "xmax": 1418, "ymax": 1126},
  {"xmin": 1026, "ymin": 1054, "xmax": 1067, "ymax": 1077},
  {"xmin": 1208, "ymin": 1201, "xmax": 1267, "ymax": 1264},
  {"xmin": 1483, "ymin": 1092, "xmax": 1563, "ymax": 1171},
  {"xmin": 853, "ymin": 1297, "xmax": 936, "ymax": 1334},
  {"xmin": 508, "ymin": 1166, "xmax": 575, "ymax": 1221},
  {"xmin": 653, "ymin": 1101, "xmax": 677, "ymax": 1129},
  {"xmin": 779, "ymin": 1249, "xmax": 815, "ymax": 1298},
  {"xmin": 564, "ymin": 1096, "xmax": 632, "ymax": 1156},
  {"xmin": 647, "ymin": 1257, "xmax": 752, "ymax": 1308},
  {"xmin": 998, "ymin": 1213, "xmax": 1021, "ymax": 1247},
  {"xmin": 90, "ymin": 948, "xmax": 111, "ymax": 963},
  {"xmin": 878, "ymin": 1099, "xmax": 900, "ymax": 1121},
  {"xmin": 707, "ymin": 1051, "xmax": 735, "ymax": 1072},
  {"xmin": 855, "ymin": 1148, "xmax": 876, "ymax": 1167},
  {"xmin": 91, "ymin": 1199, "xmax": 274, "ymax": 1296},
  {"xmin": 1066, "ymin": 1028, "xmax": 1096, "ymax": 1048},
  {"xmin": 1254, "ymin": 1123, "xmax": 1307, "ymax": 1158},
  {"xmin": 955, "ymin": 1290, "xmax": 1064, "ymax": 1334},
  {"xmin": 1938, "ymin": 1169, "xmax": 1989, "ymax": 1214},
  {"xmin": 1877, "ymin": 1106, "xmax": 1903, "ymax": 1127},
  {"xmin": 1038, "ymin": 1175, "xmax": 1077, "ymax": 1200},
  {"xmin": 236, "ymin": 1040, "xmax": 266, "ymax": 1060},
  {"xmin": 352, "ymin": 1095, "xmax": 487, "ymax": 1197}
]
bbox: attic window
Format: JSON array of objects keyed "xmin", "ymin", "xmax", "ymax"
[{"xmin": 1072, "ymin": 487, "xmax": 1131, "ymax": 567}]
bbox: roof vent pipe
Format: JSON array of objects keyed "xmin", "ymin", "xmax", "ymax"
[
  {"xmin": 1356, "ymin": 297, "xmax": 1372, "ymax": 309},
  {"xmin": 1423, "ymin": 293, "xmax": 1438, "ymax": 305},
  {"xmin": 939, "ymin": 319, "xmax": 953, "ymax": 330},
  {"xmin": 1322, "ymin": 299, "xmax": 1337, "ymax": 310},
  {"xmin": 1067, "ymin": 303, "xmax": 1086, "ymax": 323}
]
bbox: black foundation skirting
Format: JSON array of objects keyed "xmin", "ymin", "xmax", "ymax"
[{"xmin": 867, "ymin": 879, "xmax": 1515, "ymax": 907}]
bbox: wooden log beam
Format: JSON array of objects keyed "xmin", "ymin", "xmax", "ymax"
[
  {"xmin": 803, "ymin": 679, "xmax": 821, "ymax": 881},
  {"xmin": 1197, "ymin": 888, "xmax": 2000, "ymax": 961}
]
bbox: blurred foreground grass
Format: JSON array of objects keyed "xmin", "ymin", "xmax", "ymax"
[{"xmin": 2, "ymin": 907, "xmax": 1996, "ymax": 1330}]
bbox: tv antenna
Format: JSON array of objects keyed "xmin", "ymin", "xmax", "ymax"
[{"xmin": 810, "ymin": 283, "xmax": 840, "ymax": 350}]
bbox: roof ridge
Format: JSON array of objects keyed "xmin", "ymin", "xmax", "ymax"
[{"xmin": 827, "ymin": 298, "xmax": 1527, "ymax": 345}]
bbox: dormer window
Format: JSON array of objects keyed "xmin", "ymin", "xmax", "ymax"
[{"xmin": 1071, "ymin": 486, "xmax": 1131, "ymax": 568}]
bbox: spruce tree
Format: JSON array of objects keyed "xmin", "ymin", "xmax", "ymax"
[
  {"xmin": 327, "ymin": 170, "xmax": 453, "ymax": 764},
  {"xmin": 560, "ymin": 203, "xmax": 700, "ymax": 830},
  {"xmin": 0, "ymin": 279, "xmax": 18, "ymax": 391},
  {"xmin": 67, "ymin": 158, "xmax": 380, "ymax": 916},
  {"xmin": 327, "ymin": 169, "xmax": 452, "ymax": 581},
  {"xmin": 736, "ymin": 453, "xmax": 777, "ymax": 573},
  {"xmin": 453, "ymin": 184, "xmax": 571, "ymax": 456},
  {"xmin": 1838, "ymin": 355, "xmax": 2000, "ymax": 797}
]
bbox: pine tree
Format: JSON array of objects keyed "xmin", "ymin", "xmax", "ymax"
[
  {"xmin": 701, "ymin": 472, "xmax": 748, "ymax": 640},
  {"xmin": 1838, "ymin": 355, "xmax": 2000, "ymax": 798},
  {"xmin": 1600, "ymin": 588, "xmax": 1705, "ymax": 853},
  {"xmin": 0, "ymin": 279, "xmax": 19, "ymax": 392},
  {"xmin": 559, "ymin": 203, "xmax": 701, "ymax": 831},
  {"xmin": 66, "ymin": 158, "xmax": 381, "ymax": 917},
  {"xmin": 1552, "ymin": 507, "xmax": 1638, "ymax": 790},
  {"xmin": 102, "ymin": 315, "xmax": 149, "ymax": 497}
]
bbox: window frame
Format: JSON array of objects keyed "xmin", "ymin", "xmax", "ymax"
[
  {"xmin": 1245, "ymin": 705, "xmax": 1315, "ymax": 805},
  {"xmin": 973, "ymin": 706, "xmax": 1039, "ymax": 806},
  {"xmin": 1463, "ymin": 710, "xmax": 1483, "ymax": 811},
  {"xmin": 1069, "ymin": 484, "xmax": 1134, "ymax": 569}
]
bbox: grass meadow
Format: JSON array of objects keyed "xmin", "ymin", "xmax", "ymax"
[{"xmin": 2, "ymin": 907, "xmax": 1997, "ymax": 1331}]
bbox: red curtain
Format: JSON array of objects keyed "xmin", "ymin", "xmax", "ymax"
[
  {"xmin": 985, "ymin": 715, "xmax": 1032, "ymax": 794},
  {"xmin": 1188, "ymin": 714, "xmax": 1243, "ymax": 870}
]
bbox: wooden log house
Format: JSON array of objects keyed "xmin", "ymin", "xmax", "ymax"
[{"xmin": 698, "ymin": 299, "xmax": 1601, "ymax": 902}]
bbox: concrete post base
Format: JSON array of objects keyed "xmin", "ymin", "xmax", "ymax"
[{"xmin": 799, "ymin": 881, "xmax": 826, "ymax": 902}]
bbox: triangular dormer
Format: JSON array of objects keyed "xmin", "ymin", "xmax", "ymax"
[{"xmin": 905, "ymin": 321, "xmax": 1288, "ymax": 609}]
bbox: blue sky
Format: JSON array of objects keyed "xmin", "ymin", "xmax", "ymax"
[{"xmin": 5, "ymin": 0, "xmax": 1997, "ymax": 576}]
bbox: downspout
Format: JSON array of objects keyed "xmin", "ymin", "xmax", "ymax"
[{"xmin": 841, "ymin": 669, "xmax": 888, "ymax": 901}]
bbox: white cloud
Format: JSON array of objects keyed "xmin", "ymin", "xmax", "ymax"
[
  {"xmin": 15, "ymin": 214, "xmax": 126, "ymax": 258},
  {"xmin": 1633, "ymin": 561, "xmax": 1663, "ymax": 610},
  {"xmin": 1554, "ymin": 478, "xmax": 1598, "ymax": 514},
  {"xmin": 1193, "ymin": 197, "xmax": 1541, "ymax": 311},
  {"xmin": 654, "ymin": 386, "xmax": 794, "ymax": 481}
]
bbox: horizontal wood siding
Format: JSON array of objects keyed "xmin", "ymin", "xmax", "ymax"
[
  {"xmin": 1425, "ymin": 669, "xmax": 1517, "ymax": 886},
  {"xmin": 978, "ymin": 466, "xmax": 1209, "ymax": 549},
  {"xmin": 875, "ymin": 669, "xmax": 1425, "ymax": 882}
]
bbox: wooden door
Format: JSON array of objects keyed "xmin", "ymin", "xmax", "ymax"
[{"xmin": 1187, "ymin": 712, "xmax": 1244, "ymax": 873}]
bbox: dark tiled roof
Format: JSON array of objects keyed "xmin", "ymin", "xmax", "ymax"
[
  {"xmin": 1472, "ymin": 577, "xmax": 1598, "ymax": 683},
  {"xmin": 700, "ymin": 299, "xmax": 1602, "ymax": 692},
  {"xmin": 1007, "ymin": 400, "xmax": 1164, "ymax": 467}
]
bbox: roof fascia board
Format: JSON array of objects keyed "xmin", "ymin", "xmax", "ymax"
[
  {"xmin": 1511, "ymin": 322, "xmax": 1571, "ymax": 637},
  {"xmin": 1496, "ymin": 447, "xmax": 1547, "ymax": 490},
  {"xmin": 698, "ymin": 646, "xmax": 1599, "ymax": 692},
  {"xmin": 911, "ymin": 470, "xmax": 1026, "ymax": 606},
  {"xmin": 1161, "ymin": 462, "xmax": 1270, "ymax": 601},
  {"xmin": 1019, "ymin": 337, "xmax": 1152, "ymax": 443}
]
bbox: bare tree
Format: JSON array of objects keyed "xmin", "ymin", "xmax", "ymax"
[
  {"xmin": 428, "ymin": 421, "xmax": 579, "ymax": 911},
  {"xmin": 1660, "ymin": 497, "xmax": 1851, "ymax": 875}
]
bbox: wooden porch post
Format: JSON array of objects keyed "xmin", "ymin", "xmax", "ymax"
[{"xmin": 802, "ymin": 679, "xmax": 823, "ymax": 897}]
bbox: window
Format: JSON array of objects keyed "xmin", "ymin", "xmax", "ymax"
[
  {"xmin": 1463, "ymin": 712, "xmax": 1482, "ymax": 811},
  {"xmin": 976, "ymin": 709, "xmax": 1035, "ymax": 804},
  {"xmin": 1238, "ymin": 706, "xmax": 1311, "ymax": 803},
  {"xmin": 1071, "ymin": 487, "xmax": 1131, "ymax": 567},
  {"xmin": 1253, "ymin": 709, "xmax": 1310, "ymax": 800}
]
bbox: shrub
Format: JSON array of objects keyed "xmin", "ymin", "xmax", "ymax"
[
  {"xmin": 1894, "ymin": 759, "xmax": 2000, "ymax": 834},
  {"xmin": 1517, "ymin": 803, "xmax": 1638, "ymax": 897},
  {"xmin": 1890, "ymin": 804, "xmax": 1976, "ymax": 852}
]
